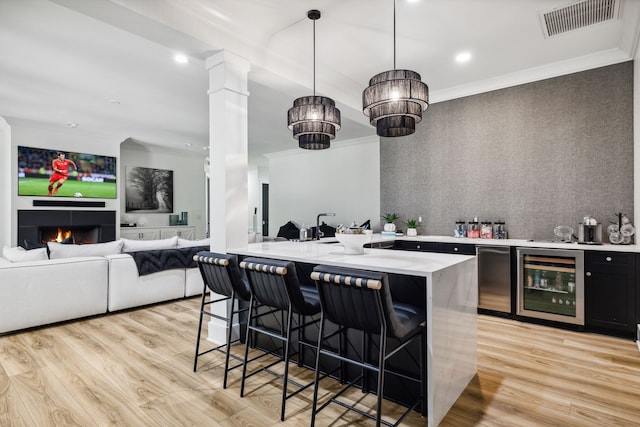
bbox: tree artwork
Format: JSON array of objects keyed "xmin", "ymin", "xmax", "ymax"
[{"xmin": 125, "ymin": 166, "xmax": 174, "ymax": 213}]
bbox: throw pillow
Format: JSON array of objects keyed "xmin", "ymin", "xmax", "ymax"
[
  {"xmin": 121, "ymin": 236, "xmax": 178, "ymax": 252},
  {"xmin": 177, "ymin": 237, "xmax": 210, "ymax": 248},
  {"xmin": 2, "ymin": 246, "xmax": 49, "ymax": 262},
  {"xmin": 47, "ymin": 239, "xmax": 124, "ymax": 259}
]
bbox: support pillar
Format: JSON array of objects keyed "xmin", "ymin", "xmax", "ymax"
[{"xmin": 205, "ymin": 50, "xmax": 250, "ymax": 344}]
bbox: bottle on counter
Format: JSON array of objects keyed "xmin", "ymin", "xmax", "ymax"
[
  {"xmin": 468, "ymin": 218, "xmax": 481, "ymax": 238},
  {"xmin": 481, "ymin": 221, "xmax": 493, "ymax": 239},
  {"xmin": 454, "ymin": 221, "xmax": 467, "ymax": 238},
  {"xmin": 493, "ymin": 221, "xmax": 507, "ymax": 239}
]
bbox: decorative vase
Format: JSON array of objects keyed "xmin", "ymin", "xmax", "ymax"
[
  {"xmin": 383, "ymin": 222, "xmax": 396, "ymax": 232},
  {"xmin": 406, "ymin": 228, "xmax": 418, "ymax": 237}
]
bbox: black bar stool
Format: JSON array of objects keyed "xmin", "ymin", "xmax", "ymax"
[
  {"xmin": 310, "ymin": 265, "xmax": 426, "ymax": 427},
  {"xmin": 239, "ymin": 257, "xmax": 321, "ymax": 421},
  {"xmin": 193, "ymin": 251, "xmax": 252, "ymax": 389}
]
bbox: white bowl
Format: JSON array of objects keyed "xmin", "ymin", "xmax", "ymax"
[{"xmin": 334, "ymin": 232, "xmax": 372, "ymax": 255}]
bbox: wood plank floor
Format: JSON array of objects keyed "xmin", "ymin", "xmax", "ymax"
[{"xmin": 1, "ymin": 297, "xmax": 639, "ymax": 426}]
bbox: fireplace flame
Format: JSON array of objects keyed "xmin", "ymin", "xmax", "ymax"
[{"xmin": 54, "ymin": 228, "xmax": 73, "ymax": 243}]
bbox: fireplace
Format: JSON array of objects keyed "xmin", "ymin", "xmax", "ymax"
[
  {"xmin": 39, "ymin": 226, "xmax": 100, "ymax": 244},
  {"xmin": 18, "ymin": 210, "xmax": 116, "ymax": 247}
]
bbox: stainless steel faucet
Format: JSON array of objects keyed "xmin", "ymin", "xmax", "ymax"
[{"xmin": 316, "ymin": 213, "xmax": 336, "ymax": 240}]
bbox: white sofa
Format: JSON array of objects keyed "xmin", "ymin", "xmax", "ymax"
[
  {"xmin": 0, "ymin": 256, "xmax": 109, "ymax": 334},
  {"xmin": 106, "ymin": 254, "xmax": 189, "ymax": 311},
  {"xmin": 0, "ymin": 237, "xmax": 208, "ymax": 335}
]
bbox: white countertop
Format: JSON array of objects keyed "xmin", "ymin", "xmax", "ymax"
[
  {"xmin": 376, "ymin": 234, "xmax": 640, "ymax": 253},
  {"xmin": 229, "ymin": 239, "xmax": 475, "ymax": 277}
]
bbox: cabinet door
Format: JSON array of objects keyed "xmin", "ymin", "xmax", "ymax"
[
  {"xmin": 160, "ymin": 226, "xmax": 195, "ymax": 240},
  {"xmin": 392, "ymin": 240, "xmax": 439, "ymax": 252},
  {"xmin": 585, "ymin": 252, "xmax": 636, "ymax": 334},
  {"xmin": 120, "ymin": 228, "xmax": 160, "ymax": 240},
  {"xmin": 439, "ymin": 242, "xmax": 476, "ymax": 255}
]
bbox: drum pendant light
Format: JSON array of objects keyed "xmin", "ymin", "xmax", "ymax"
[
  {"xmin": 287, "ymin": 10, "xmax": 341, "ymax": 150},
  {"xmin": 363, "ymin": 0, "xmax": 429, "ymax": 137}
]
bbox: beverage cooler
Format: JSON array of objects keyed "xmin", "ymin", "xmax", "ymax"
[{"xmin": 516, "ymin": 247, "xmax": 584, "ymax": 325}]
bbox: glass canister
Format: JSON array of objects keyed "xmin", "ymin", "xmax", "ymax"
[
  {"xmin": 481, "ymin": 221, "xmax": 493, "ymax": 239},
  {"xmin": 454, "ymin": 221, "xmax": 467, "ymax": 238},
  {"xmin": 467, "ymin": 220, "xmax": 481, "ymax": 238},
  {"xmin": 493, "ymin": 221, "xmax": 507, "ymax": 239}
]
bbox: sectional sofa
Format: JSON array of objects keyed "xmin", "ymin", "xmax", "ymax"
[{"xmin": 0, "ymin": 236, "xmax": 209, "ymax": 335}]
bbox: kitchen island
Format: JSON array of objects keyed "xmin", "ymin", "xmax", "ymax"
[{"xmin": 229, "ymin": 238, "xmax": 478, "ymax": 427}]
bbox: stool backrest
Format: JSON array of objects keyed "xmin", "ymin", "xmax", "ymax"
[
  {"xmin": 240, "ymin": 257, "xmax": 313, "ymax": 314},
  {"xmin": 311, "ymin": 265, "xmax": 402, "ymax": 336},
  {"xmin": 194, "ymin": 251, "xmax": 251, "ymax": 301}
]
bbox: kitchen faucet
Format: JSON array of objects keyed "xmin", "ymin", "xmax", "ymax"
[{"xmin": 316, "ymin": 213, "xmax": 336, "ymax": 240}]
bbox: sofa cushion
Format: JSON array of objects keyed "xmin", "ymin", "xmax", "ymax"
[
  {"xmin": 2, "ymin": 246, "xmax": 48, "ymax": 262},
  {"xmin": 122, "ymin": 236, "xmax": 178, "ymax": 252},
  {"xmin": 47, "ymin": 240, "xmax": 124, "ymax": 259},
  {"xmin": 177, "ymin": 237, "xmax": 210, "ymax": 248}
]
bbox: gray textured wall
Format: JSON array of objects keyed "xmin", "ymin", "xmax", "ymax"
[{"xmin": 381, "ymin": 62, "xmax": 633, "ymax": 240}]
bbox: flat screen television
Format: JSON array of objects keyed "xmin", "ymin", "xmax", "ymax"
[{"xmin": 18, "ymin": 146, "xmax": 117, "ymax": 199}]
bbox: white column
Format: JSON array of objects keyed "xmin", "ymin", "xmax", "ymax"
[{"xmin": 205, "ymin": 50, "xmax": 250, "ymax": 344}]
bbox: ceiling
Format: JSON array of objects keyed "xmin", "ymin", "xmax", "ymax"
[{"xmin": 1, "ymin": 0, "xmax": 639, "ymax": 163}]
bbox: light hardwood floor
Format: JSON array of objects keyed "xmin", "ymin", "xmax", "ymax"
[{"xmin": 1, "ymin": 297, "xmax": 639, "ymax": 426}]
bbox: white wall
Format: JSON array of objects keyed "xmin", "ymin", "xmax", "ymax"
[
  {"xmin": 267, "ymin": 136, "xmax": 380, "ymax": 236},
  {"xmin": 6, "ymin": 118, "xmax": 120, "ymax": 246},
  {"xmin": 120, "ymin": 139, "xmax": 207, "ymax": 238},
  {"xmin": 248, "ymin": 163, "xmax": 269, "ymax": 235},
  {"xmin": 0, "ymin": 117, "xmax": 11, "ymax": 248}
]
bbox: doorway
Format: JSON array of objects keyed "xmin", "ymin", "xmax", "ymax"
[{"xmin": 262, "ymin": 183, "xmax": 269, "ymax": 236}]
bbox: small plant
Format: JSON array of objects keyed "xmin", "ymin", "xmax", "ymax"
[
  {"xmin": 382, "ymin": 213, "xmax": 399, "ymax": 223},
  {"xmin": 405, "ymin": 218, "xmax": 418, "ymax": 229}
]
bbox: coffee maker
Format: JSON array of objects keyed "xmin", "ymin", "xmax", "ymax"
[{"xmin": 578, "ymin": 215, "xmax": 602, "ymax": 244}]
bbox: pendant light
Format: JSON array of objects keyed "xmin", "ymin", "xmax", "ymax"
[
  {"xmin": 287, "ymin": 10, "xmax": 341, "ymax": 150},
  {"xmin": 363, "ymin": 0, "xmax": 429, "ymax": 137}
]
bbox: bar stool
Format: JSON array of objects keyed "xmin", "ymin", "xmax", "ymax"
[
  {"xmin": 193, "ymin": 251, "xmax": 252, "ymax": 389},
  {"xmin": 310, "ymin": 265, "xmax": 426, "ymax": 427},
  {"xmin": 239, "ymin": 257, "xmax": 321, "ymax": 421}
]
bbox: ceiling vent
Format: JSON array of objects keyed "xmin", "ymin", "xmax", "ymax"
[{"xmin": 540, "ymin": 0, "xmax": 620, "ymax": 38}]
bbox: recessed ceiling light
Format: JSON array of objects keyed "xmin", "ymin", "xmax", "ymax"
[
  {"xmin": 65, "ymin": 122, "xmax": 79, "ymax": 128},
  {"xmin": 455, "ymin": 52, "xmax": 472, "ymax": 63},
  {"xmin": 174, "ymin": 53, "xmax": 189, "ymax": 64},
  {"xmin": 184, "ymin": 143, "xmax": 192, "ymax": 147},
  {"xmin": 108, "ymin": 99, "xmax": 121, "ymax": 104},
  {"xmin": 202, "ymin": 146, "xmax": 210, "ymax": 150}
]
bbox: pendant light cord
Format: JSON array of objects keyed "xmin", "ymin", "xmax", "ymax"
[
  {"xmin": 313, "ymin": 17, "xmax": 316, "ymax": 95},
  {"xmin": 393, "ymin": 0, "xmax": 396, "ymax": 70}
]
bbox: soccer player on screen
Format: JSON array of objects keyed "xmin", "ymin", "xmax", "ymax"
[{"xmin": 48, "ymin": 152, "xmax": 77, "ymax": 196}]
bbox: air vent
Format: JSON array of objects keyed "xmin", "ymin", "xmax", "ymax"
[{"xmin": 540, "ymin": 0, "xmax": 619, "ymax": 38}]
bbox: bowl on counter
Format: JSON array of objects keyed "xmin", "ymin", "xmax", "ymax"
[{"xmin": 334, "ymin": 230, "xmax": 372, "ymax": 255}]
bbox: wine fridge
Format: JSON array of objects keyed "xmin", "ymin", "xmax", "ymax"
[{"xmin": 517, "ymin": 247, "xmax": 584, "ymax": 325}]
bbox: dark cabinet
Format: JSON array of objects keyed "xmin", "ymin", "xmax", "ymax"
[
  {"xmin": 392, "ymin": 240, "xmax": 439, "ymax": 252},
  {"xmin": 585, "ymin": 251, "xmax": 636, "ymax": 335},
  {"xmin": 438, "ymin": 242, "xmax": 477, "ymax": 255},
  {"xmin": 392, "ymin": 240, "xmax": 476, "ymax": 255}
]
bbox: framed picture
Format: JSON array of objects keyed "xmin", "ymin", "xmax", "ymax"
[{"xmin": 125, "ymin": 166, "xmax": 174, "ymax": 213}]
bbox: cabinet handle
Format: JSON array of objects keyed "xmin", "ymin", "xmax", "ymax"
[
  {"xmin": 605, "ymin": 256, "xmax": 612, "ymax": 262},
  {"xmin": 586, "ymin": 272, "xmax": 591, "ymax": 276}
]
